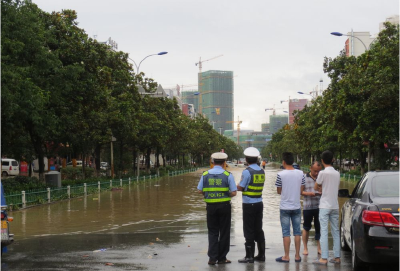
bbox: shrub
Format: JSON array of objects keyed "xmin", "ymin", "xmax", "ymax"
[{"xmin": 2, "ymin": 176, "xmax": 47, "ymax": 194}]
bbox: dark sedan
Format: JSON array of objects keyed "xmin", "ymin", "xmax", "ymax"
[{"xmin": 339, "ymin": 171, "xmax": 399, "ymax": 271}]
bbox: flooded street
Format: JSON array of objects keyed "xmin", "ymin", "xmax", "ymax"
[{"xmin": 2, "ymin": 165, "xmax": 395, "ymax": 270}]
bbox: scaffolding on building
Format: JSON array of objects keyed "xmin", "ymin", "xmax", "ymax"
[{"xmin": 199, "ymin": 70, "xmax": 234, "ymax": 134}]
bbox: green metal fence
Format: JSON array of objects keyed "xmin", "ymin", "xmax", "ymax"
[
  {"xmin": 4, "ymin": 168, "xmax": 199, "ymax": 209},
  {"xmin": 300, "ymin": 166, "xmax": 361, "ymax": 182}
]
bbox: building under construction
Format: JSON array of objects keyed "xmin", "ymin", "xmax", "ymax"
[
  {"xmin": 270, "ymin": 115, "xmax": 288, "ymax": 134},
  {"xmin": 198, "ymin": 70, "xmax": 234, "ymax": 133}
]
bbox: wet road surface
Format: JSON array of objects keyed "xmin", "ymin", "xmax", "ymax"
[{"xmin": 2, "ymin": 165, "xmax": 398, "ymax": 270}]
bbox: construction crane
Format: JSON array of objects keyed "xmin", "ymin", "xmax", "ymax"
[
  {"xmin": 195, "ymin": 55, "xmax": 223, "ymax": 114},
  {"xmin": 195, "ymin": 55, "xmax": 223, "ymax": 74},
  {"xmin": 265, "ymin": 105, "xmax": 287, "ymax": 116},
  {"xmin": 226, "ymin": 116, "xmax": 243, "ymax": 146}
]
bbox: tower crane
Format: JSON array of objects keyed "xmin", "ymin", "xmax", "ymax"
[
  {"xmin": 195, "ymin": 55, "xmax": 223, "ymax": 73},
  {"xmin": 265, "ymin": 105, "xmax": 287, "ymax": 116},
  {"xmin": 195, "ymin": 55, "xmax": 223, "ymax": 114},
  {"xmin": 226, "ymin": 116, "xmax": 243, "ymax": 146}
]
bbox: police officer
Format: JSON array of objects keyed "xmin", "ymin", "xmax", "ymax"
[
  {"xmin": 237, "ymin": 147, "xmax": 266, "ymax": 263},
  {"xmin": 197, "ymin": 152, "xmax": 237, "ymax": 265}
]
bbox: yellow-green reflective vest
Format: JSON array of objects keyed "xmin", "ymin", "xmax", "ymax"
[
  {"xmin": 202, "ymin": 170, "xmax": 231, "ymax": 203},
  {"xmin": 242, "ymin": 167, "xmax": 265, "ymax": 198}
]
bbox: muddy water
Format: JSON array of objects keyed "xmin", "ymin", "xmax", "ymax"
[{"xmin": 9, "ymin": 166, "xmax": 356, "ymax": 241}]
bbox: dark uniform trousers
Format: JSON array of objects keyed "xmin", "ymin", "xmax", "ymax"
[
  {"xmin": 243, "ymin": 202, "xmax": 265, "ymax": 246},
  {"xmin": 206, "ymin": 202, "xmax": 231, "ymax": 261}
]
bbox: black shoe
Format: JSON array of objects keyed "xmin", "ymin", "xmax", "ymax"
[
  {"xmin": 254, "ymin": 241, "xmax": 266, "ymax": 262},
  {"xmin": 238, "ymin": 245, "xmax": 254, "ymax": 263},
  {"xmin": 217, "ymin": 259, "xmax": 231, "ymax": 264},
  {"xmin": 208, "ymin": 260, "xmax": 216, "ymax": 265}
]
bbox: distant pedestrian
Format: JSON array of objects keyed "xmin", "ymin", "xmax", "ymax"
[
  {"xmin": 261, "ymin": 160, "xmax": 266, "ymax": 170},
  {"xmin": 275, "ymin": 152, "xmax": 305, "ymax": 263},
  {"xmin": 197, "ymin": 152, "xmax": 237, "ymax": 265},
  {"xmin": 301, "ymin": 161, "xmax": 322, "ymax": 256},
  {"xmin": 237, "ymin": 147, "xmax": 266, "ymax": 263},
  {"xmin": 313, "ymin": 150, "xmax": 341, "ymax": 265}
]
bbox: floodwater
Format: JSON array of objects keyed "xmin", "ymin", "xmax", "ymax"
[{"xmin": 2, "ymin": 165, "xmax": 393, "ymax": 271}]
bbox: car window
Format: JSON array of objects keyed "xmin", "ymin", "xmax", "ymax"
[
  {"xmin": 356, "ymin": 176, "xmax": 369, "ymax": 199},
  {"xmin": 11, "ymin": 161, "xmax": 18, "ymax": 166},
  {"xmin": 351, "ymin": 174, "xmax": 366, "ymax": 198},
  {"xmin": 2, "ymin": 161, "xmax": 9, "ymax": 166},
  {"xmin": 372, "ymin": 175, "xmax": 399, "ymax": 198}
]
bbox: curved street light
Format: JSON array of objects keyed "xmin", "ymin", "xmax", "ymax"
[
  {"xmin": 129, "ymin": 51, "xmax": 168, "ymax": 74},
  {"xmin": 127, "ymin": 51, "xmax": 168, "ymax": 178},
  {"xmin": 330, "ymin": 32, "xmax": 368, "ymax": 51}
]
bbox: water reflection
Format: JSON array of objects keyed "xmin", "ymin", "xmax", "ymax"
[{"xmin": 8, "ymin": 166, "xmax": 356, "ymax": 245}]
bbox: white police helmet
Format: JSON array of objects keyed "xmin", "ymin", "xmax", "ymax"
[
  {"xmin": 211, "ymin": 152, "xmax": 228, "ymax": 161},
  {"xmin": 243, "ymin": 147, "xmax": 260, "ymax": 157}
]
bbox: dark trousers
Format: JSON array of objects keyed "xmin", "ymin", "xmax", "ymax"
[
  {"xmin": 243, "ymin": 202, "xmax": 265, "ymax": 246},
  {"xmin": 303, "ymin": 209, "xmax": 321, "ymax": 240},
  {"xmin": 206, "ymin": 202, "xmax": 231, "ymax": 261}
]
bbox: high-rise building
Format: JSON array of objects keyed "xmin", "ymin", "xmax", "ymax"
[
  {"xmin": 198, "ymin": 70, "xmax": 234, "ymax": 134},
  {"xmin": 288, "ymin": 99, "xmax": 308, "ymax": 124},
  {"xmin": 270, "ymin": 115, "xmax": 288, "ymax": 134}
]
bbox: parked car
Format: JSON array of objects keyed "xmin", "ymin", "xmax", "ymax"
[
  {"xmin": 339, "ymin": 171, "xmax": 399, "ymax": 271},
  {"xmin": 1, "ymin": 158, "xmax": 19, "ymax": 177},
  {"xmin": 66, "ymin": 160, "xmax": 83, "ymax": 167},
  {"xmin": 100, "ymin": 162, "xmax": 109, "ymax": 170},
  {"xmin": 226, "ymin": 161, "xmax": 238, "ymax": 168},
  {"xmin": 1, "ymin": 182, "xmax": 14, "ymax": 254}
]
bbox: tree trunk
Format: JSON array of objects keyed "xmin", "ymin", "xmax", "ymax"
[
  {"xmin": 156, "ymin": 147, "xmax": 160, "ymax": 168},
  {"xmin": 119, "ymin": 140, "xmax": 124, "ymax": 178},
  {"xmin": 82, "ymin": 153, "xmax": 86, "ymax": 178},
  {"xmin": 95, "ymin": 144, "xmax": 101, "ymax": 176},
  {"xmin": 133, "ymin": 149, "xmax": 137, "ymax": 173},
  {"xmin": 162, "ymin": 153, "xmax": 166, "ymax": 168},
  {"xmin": 146, "ymin": 148, "xmax": 151, "ymax": 174}
]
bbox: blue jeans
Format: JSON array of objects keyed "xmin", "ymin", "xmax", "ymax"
[
  {"xmin": 319, "ymin": 208, "xmax": 341, "ymax": 259},
  {"xmin": 280, "ymin": 209, "xmax": 301, "ymax": 237}
]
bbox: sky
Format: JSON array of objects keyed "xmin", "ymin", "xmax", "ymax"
[{"xmin": 33, "ymin": 0, "xmax": 399, "ymax": 131}]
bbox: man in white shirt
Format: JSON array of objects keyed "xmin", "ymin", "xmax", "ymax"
[
  {"xmin": 313, "ymin": 150, "xmax": 341, "ymax": 265},
  {"xmin": 275, "ymin": 152, "xmax": 305, "ymax": 263}
]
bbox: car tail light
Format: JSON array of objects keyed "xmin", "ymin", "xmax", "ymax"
[
  {"xmin": 1, "ymin": 213, "xmax": 4, "ymax": 219},
  {"xmin": 380, "ymin": 212, "xmax": 399, "ymax": 227},
  {"xmin": 9, "ymin": 166, "xmax": 12, "ymax": 170},
  {"xmin": 362, "ymin": 210, "xmax": 399, "ymax": 228}
]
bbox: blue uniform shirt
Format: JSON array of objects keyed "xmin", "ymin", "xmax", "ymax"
[
  {"xmin": 197, "ymin": 166, "xmax": 237, "ymax": 193},
  {"xmin": 239, "ymin": 164, "xmax": 263, "ymax": 204}
]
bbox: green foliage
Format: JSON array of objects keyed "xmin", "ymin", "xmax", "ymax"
[
  {"xmin": 264, "ymin": 23, "xmax": 399, "ymax": 173},
  {"xmin": 1, "ymin": 0, "xmax": 244, "ymax": 178},
  {"xmin": 2, "ymin": 176, "xmax": 47, "ymax": 194}
]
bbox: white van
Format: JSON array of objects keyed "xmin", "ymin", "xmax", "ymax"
[{"xmin": 1, "ymin": 158, "xmax": 19, "ymax": 177}]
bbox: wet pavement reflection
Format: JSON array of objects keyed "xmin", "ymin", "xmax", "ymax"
[{"xmin": 2, "ymin": 165, "xmax": 397, "ymax": 271}]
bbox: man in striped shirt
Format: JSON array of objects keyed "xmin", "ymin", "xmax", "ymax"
[
  {"xmin": 301, "ymin": 161, "xmax": 322, "ymax": 255},
  {"xmin": 275, "ymin": 152, "xmax": 305, "ymax": 263}
]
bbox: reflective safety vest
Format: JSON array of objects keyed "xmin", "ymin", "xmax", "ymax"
[
  {"xmin": 242, "ymin": 167, "xmax": 265, "ymax": 198},
  {"xmin": 202, "ymin": 170, "xmax": 231, "ymax": 203}
]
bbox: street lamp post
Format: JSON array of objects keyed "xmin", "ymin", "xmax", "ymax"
[
  {"xmin": 128, "ymin": 51, "xmax": 168, "ymax": 177},
  {"xmin": 331, "ymin": 32, "xmax": 368, "ymax": 52},
  {"xmin": 218, "ymin": 127, "xmax": 223, "ymax": 135},
  {"xmin": 129, "ymin": 52, "xmax": 168, "ymax": 74}
]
